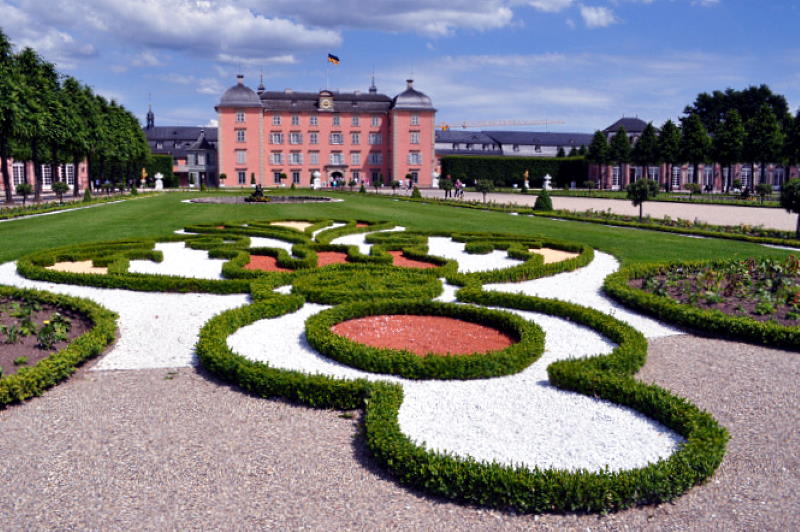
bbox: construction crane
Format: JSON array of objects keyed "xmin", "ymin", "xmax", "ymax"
[{"xmin": 437, "ymin": 119, "xmax": 566, "ymax": 131}]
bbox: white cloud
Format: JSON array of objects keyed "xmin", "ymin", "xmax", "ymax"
[
  {"xmin": 202, "ymin": 119, "xmax": 219, "ymax": 128},
  {"xmin": 132, "ymin": 51, "xmax": 165, "ymax": 67},
  {"xmin": 692, "ymin": 0, "xmax": 719, "ymax": 6},
  {"xmin": 215, "ymin": 53, "xmax": 296, "ymax": 66},
  {"xmin": 580, "ymin": 5, "xmax": 617, "ymax": 28},
  {"xmin": 528, "ymin": 0, "xmax": 573, "ymax": 13}
]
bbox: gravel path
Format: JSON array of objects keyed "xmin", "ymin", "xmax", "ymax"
[
  {"xmin": 0, "ymin": 334, "xmax": 797, "ymax": 530},
  {"xmin": 391, "ymin": 189, "xmax": 797, "ymax": 231}
]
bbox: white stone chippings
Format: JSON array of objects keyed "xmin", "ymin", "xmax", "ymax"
[
  {"xmin": 128, "ymin": 242, "xmax": 227, "ymax": 280},
  {"xmin": 0, "ymin": 262, "xmax": 249, "ymax": 370},
  {"xmin": 763, "ymin": 244, "xmax": 800, "ymax": 252},
  {"xmin": 226, "ymin": 299, "xmax": 683, "ymax": 472},
  {"xmin": 485, "ymin": 251, "xmax": 680, "ymax": 339},
  {"xmin": 247, "ymin": 236, "xmax": 295, "ymax": 252},
  {"xmin": 426, "ymin": 236, "xmax": 523, "ymax": 273},
  {"xmin": 312, "ymin": 222, "xmax": 346, "ymax": 241},
  {"xmin": 329, "ymin": 226, "xmax": 405, "ymax": 255}
]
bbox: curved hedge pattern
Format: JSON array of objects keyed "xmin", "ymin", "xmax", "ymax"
[
  {"xmin": 305, "ymin": 299, "xmax": 544, "ymax": 379},
  {"xmin": 0, "ymin": 285, "xmax": 117, "ymax": 407},
  {"xmin": 292, "ymin": 267, "xmax": 443, "ymax": 304},
  {"xmin": 604, "ymin": 260, "xmax": 800, "ymax": 350}
]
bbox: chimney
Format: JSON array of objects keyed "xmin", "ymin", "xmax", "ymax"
[
  {"xmin": 236, "ymin": 74, "xmax": 244, "ymax": 85},
  {"xmin": 406, "ymin": 79, "xmax": 414, "ymax": 89}
]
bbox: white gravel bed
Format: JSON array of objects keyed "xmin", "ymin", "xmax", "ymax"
[
  {"xmin": 173, "ymin": 229, "xmax": 196, "ymax": 235},
  {"xmin": 0, "ymin": 262, "xmax": 249, "ymax": 370},
  {"xmin": 227, "ymin": 296, "xmax": 683, "ymax": 472},
  {"xmin": 485, "ymin": 251, "xmax": 680, "ymax": 339},
  {"xmin": 247, "ymin": 236, "xmax": 295, "ymax": 252},
  {"xmin": 763, "ymin": 244, "xmax": 800, "ymax": 252},
  {"xmin": 128, "ymin": 242, "xmax": 227, "ymax": 280},
  {"xmin": 426, "ymin": 236, "xmax": 523, "ymax": 273},
  {"xmin": 329, "ymin": 226, "xmax": 406, "ymax": 255}
]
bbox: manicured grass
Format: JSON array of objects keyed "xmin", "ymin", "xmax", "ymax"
[{"xmin": 0, "ymin": 191, "xmax": 792, "ymax": 264}]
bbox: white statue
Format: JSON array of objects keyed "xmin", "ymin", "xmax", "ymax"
[
  {"xmin": 311, "ymin": 170, "xmax": 321, "ymax": 190},
  {"xmin": 543, "ymin": 173, "xmax": 552, "ymax": 191},
  {"xmin": 154, "ymin": 172, "xmax": 164, "ymax": 191}
]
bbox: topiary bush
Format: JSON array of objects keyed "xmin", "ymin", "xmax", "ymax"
[{"xmin": 533, "ymin": 189, "xmax": 553, "ymax": 211}]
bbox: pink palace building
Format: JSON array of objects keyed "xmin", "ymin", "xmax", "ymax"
[{"xmin": 216, "ymin": 75, "xmax": 437, "ymax": 188}]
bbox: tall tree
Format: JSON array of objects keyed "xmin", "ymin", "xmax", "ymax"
[
  {"xmin": 609, "ymin": 127, "xmax": 632, "ymax": 185},
  {"xmin": 713, "ymin": 109, "xmax": 745, "ymax": 192},
  {"xmin": 632, "ymin": 122, "xmax": 660, "ymax": 182},
  {"xmin": 785, "ymin": 110, "xmax": 800, "ymax": 184},
  {"xmin": 14, "ymin": 47, "xmax": 51, "ymax": 202},
  {"xmin": 586, "ymin": 130, "xmax": 609, "ymax": 187},
  {"xmin": 684, "ymin": 84, "xmax": 791, "ymax": 134},
  {"xmin": 658, "ymin": 120, "xmax": 681, "ymax": 191},
  {"xmin": 61, "ymin": 77, "xmax": 89, "ymax": 197},
  {"xmin": 0, "ymin": 29, "xmax": 20, "ymax": 203},
  {"xmin": 680, "ymin": 114, "xmax": 711, "ymax": 185},
  {"xmin": 745, "ymin": 103, "xmax": 784, "ymax": 187}
]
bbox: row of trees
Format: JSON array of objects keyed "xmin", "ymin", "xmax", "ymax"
[
  {"xmin": 586, "ymin": 86, "xmax": 800, "ymax": 191},
  {"xmin": 0, "ymin": 28, "xmax": 150, "ymax": 204}
]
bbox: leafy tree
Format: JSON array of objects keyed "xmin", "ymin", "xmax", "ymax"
[
  {"xmin": 680, "ymin": 114, "xmax": 711, "ymax": 186},
  {"xmin": 632, "ymin": 122, "xmax": 660, "ymax": 183},
  {"xmin": 684, "ymin": 182, "xmax": 701, "ymax": 199},
  {"xmin": 626, "ymin": 178, "xmax": 659, "ymax": 221},
  {"xmin": 780, "ymin": 178, "xmax": 800, "ymax": 238},
  {"xmin": 658, "ymin": 120, "xmax": 681, "ymax": 191},
  {"xmin": 14, "ymin": 47, "xmax": 51, "ymax": 202},
  {"xmin": 713, "ymin": 109, "xmax": 745, "ymax": 192},
  {"xmin": 15, "ymin": 182, "xmax": 32, "ymax": 206},
  {"xmin": 568, "ymin": 146, "xmax": 578, "ymax": 157},
  {"xmin": 609, "ymin": 127, "xmax": 632, "ymax": 165},
  {"xmin": 586, "ymin": 131, "xmax": 609, "ymax": 188},
  {"xmin": 755, "ymin": 182, "xmax": 773, "ymax": 204},
  {"xmin": 475, "ymin": 179, "xmax": 494, "ymax": 203},
  {"xmin": 684, "ymin": 84, "xmax": 791, "ymax": 135},
  {"xmin": 556, "ymin": 146, "xmax": 566, "ymax": 158},
  {"xmin": 577, "ymin": 145, "xmax": 587, "ymax": 156},
  {"xmin": 785, "ymin": 110, "xmax": 800, "ymax": 184},
  {"xmin": 391, "ymin": 180, "xmax": 400, "ymax": 194},
  {"xmin": 51, "ymin": 180, "xmax": 68, "ymax": 203},
  {"xmin": 372, "ymin": 174, "xmax": 382, "ymax": 192},
  {"xmin": 745, "ymin": 104, "xmax": 784, "ymax": 187},
  {"xmin": 410, "ymin": 186, "xmax": 422, "ymax": 199},
  {"xmin": 0, "ymin": 29, "xmax": 21, "ymax": 204}
]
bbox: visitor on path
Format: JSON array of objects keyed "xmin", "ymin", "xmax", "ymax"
[{"xmin": 454, "ymin": 179, "xmax": 464, "ymax": 198}]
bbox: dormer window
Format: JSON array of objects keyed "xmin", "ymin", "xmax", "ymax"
[
  {"xmin": 411, "ymin": 114, "xmax": 419, "ymax": 126},
  {"xmin": 332, "ymin": 115, "xmax": 340, "ymax": 126},
  {"xmin": 272, "ymin": 115, "xmax": 281, "ymax": 126},
  {"xmin": 235, "ymin": 112, "xmax": 245, "ymax": 123}
]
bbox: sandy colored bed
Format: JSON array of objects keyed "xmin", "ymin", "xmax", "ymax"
[
  {"xmin": 271, "ymin": 221, "xmax": 313, "ymax": 231},
  {"xmin": 46, "ymin": 260, "xmax": 108, "ymax": 274},
  {"xmin": 528, "ymin": 247, "xmax": 580, "ymax": 264}
]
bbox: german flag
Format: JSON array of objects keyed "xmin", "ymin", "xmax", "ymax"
[{"xmin": 327, "ymin": 53, "xmax": 340, "ymax": 65}]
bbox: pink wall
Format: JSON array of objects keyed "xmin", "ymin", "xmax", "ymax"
[
  {"xmin": 0, "ymin": 158, "xmax": 89, "ymax": 193},
  {"xmin": 218, "ymin": 103, "xmax": 437, "ymax": 187}
]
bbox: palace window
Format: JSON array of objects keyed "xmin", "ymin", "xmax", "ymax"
[
  {"xmin": 330, "ymin": 132, "xmax": 343, "ymax": 145},
  {"xmin": 329, "ymin": 152, "xmax": 344, "ymax": 165},
  {"xmin": 671, "ymin": 167, "xmax": 681, "ymax": 189},
  {"xmin": 270, "ymin": 132, "xmax": 284, "ymax": 144},
  {"xmin": 291, "ymin": 114, "xmax": 300, "ymax": 126},
  {"xmin": 351, "ymin": 152, "xmax": 361, "ymax": 165},
  {"xmin": 368, "ymin": 133, "xmax": 382, "ymax": 145},
  {"xmin": 235, "ymin": 150, "xmax": 246, "ymax": 164},
  {"xmin": 236, "ymin": 129, "xmax": 246, "ymax": 143},
  {"xmin": 270, "ymin": 152, "xmax": 283, "ymax": 165},
  {"xmin": 686, "ymin": 166, "xmax": 694, "ymax": 183},
  {"xmin": 371, "ymin": 116, "xmax": 380, "ymax": 127},
  {"xmin": 351, "ymin": 132, "xmax": 360, "ymax": 145},
  {"xmin": 272, "ymin": 115, "xmax": 281, "ymax": 126},
  {"xmin": 465, "ymin": 143, "xmax": 473, "ymax": 150},
  {"xmin": 236, "ymin": 112, "xmax": 245, "ymax": 123},
  {"xmin": 774, "ymin": 167, "xmax": 785, "ymax": 187},
  {"xmin": 351, "ymin": 115, "xmax": 360, "ymax": 126},
  {"xmin": 611, "ymin": 166, "xmax": 621, "ymax": 188},
  {"xmin": 309, "ymin": 151, "xmax": 319, "ymax": 164},
  {"xmin": 647, "ymin": 166, "xmax": 659, "ymax": 181},
  {"xmin": 741, "ymin": 165, "xmax": 752, "ymax": 189},
  {"xmin": 371, "ymin": 170, "xmax": 380, "ymax": 182},
  {"xmin": 273, "ymin": 171, "xmax": 282, "ymax": 184},
  {"xmin": 704, "ymin": 166, "xmax": 714, "ymax": 187},
  {"xmin": 42, "ymin": 165, "xmax": 52, "ymax": 187},
  {"xmin": 351, "ymin": 170, "xmax": 360, "ymax": 182},
  {"xmin": 197, "ymin": 153, "xmax": 206, "ymax": 166},
  {"xmin": 407, "ymin": 151, "xmax": 421, "ymax": 165},
  {"xmin": 332, "ymin": 115, "xmax": 340, "ymax": 126},
  {"xmin": 410, "ymin": 132, "xmax": 420, "ymax": 145},
  {"xmin": 512, "ymin": 144, "xmax": 520, "ymax": 152},
  {"xmin": 309, "ymin": 132, "xmax": 319, "ymax": 145},
  {"xmin": 292, "ymin": 171, "xmax": 301, "ymax": 184},
  {"xmin": 237, "ymin": 171, "xmax": 246, "ymax": 185},
  {"xmin": 309, "ymin": 115, "xmax": 318, "ymax": 126},
  {"xmin": 290, "ymin": 152, "xmax": 303, "ymax": 165},
  {"xmin": 409, "ymin": 171, "xmax": 419, "ymax": 183},
  {"xmin": 452, "ymin": 143, "xmax": 460, "ymax": 150},
  {"xmin": 156, "ymin": 142, "xmax": 163, "ymax": 150},
  {"xmin": 289, "ymin": 132, "xmax": 303, "ymax": 144},
  {"xmin": 64, "ymin": 164, "xmax": 75, "ymax": 185},
  {"xmin": 12, "ymin": 162, "xmax": 24, "ymax": 186},
  {"xmin": 368, "ymin": 152, "xmax": 383, "ymax": 165},
  {"xmin": 534, "ymin": 145, "xmax": 542, "ymax": 153},
  {"xmin": 411, "ymin": 114, "xmax": 419, "ymax": 125}
]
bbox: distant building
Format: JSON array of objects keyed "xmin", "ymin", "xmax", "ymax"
[
  {"xmin": 435, "ymin": 129, "xmax": 592, "ymax": 158},
  {"xmin": 0, "ymin": 159, "xmax": 89, "ymax": 197},
  {"xmin": 603, "ymin": 117, "xmax": 648, "ymax": 142},
  {"xmin": 143, "ymin": 107, "xmax": 218, "ymax": 186},
  {"xmin": 215, "ymin": 75, "xmax": 437, "ymax": 187}
]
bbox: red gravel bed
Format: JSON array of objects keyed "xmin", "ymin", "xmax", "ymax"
[
  {"xmin": 316, "ymin": 251, "xmax": 349, "ymax": 266},
  {"xmin": 356, "ymin": 223, "xmax": 370, "ymax": 228},
  {"xmin": 331, "ymin": 314, "xmax": 515, "ymax": 356},
  {"xmin": 388, "ymin": 251, "xmax": 437, "ymax": 269},
  {"xmin": 243, "ymin": 255, "xmax": 292, "ymax": 272}
]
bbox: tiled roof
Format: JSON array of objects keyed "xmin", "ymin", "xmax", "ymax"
[
  {"xmin": 260, "ymin": 90, "xmax": 392, "ymax": 113},
  {"xmin": 482, "ymin": 131, "xmax": 594, "ymax": 146},
  {"xmin": 435, "ymin": 130, "xmax": 497, "ymax": 144},
  {"xmin": 144, "ymin": 126, "xmax": 218, "ymax": 142},
  {"xmin": 603, "ymin": 117, "xmax": 648, "ymax": 133}
]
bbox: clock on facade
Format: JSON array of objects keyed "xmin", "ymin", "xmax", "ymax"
[{"xmin": 320, "ymin": 98, "xmax": 332, "ymax": 109}]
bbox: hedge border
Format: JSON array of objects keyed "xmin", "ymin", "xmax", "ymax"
[
  {"xmin": 305, "ymin": 299, "xmax": 543, "ymax": 380},
  {"xmin": 603, "ymin": 260, "xmax": 800, "ymax": 349},
  {"xmin": 0, "ymin": 285, "xmax": 117, "ymax": 407},
  {"xmin": 196, "ymin": 285, "xmax": 727, "ymax": 513},
  {"xmin": 292, "ymin": 267, "xmax": 444, "ymax": 304}
]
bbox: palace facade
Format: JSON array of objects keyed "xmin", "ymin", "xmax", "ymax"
[
  {"xmin": 0, "ymin": 160, "xmax": 89, "ymax": 196},
  {"xmin": 216, "ymin": 75, "xmax": 436, "ymax": 187}
]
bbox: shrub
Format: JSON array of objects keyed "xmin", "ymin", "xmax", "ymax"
[
  {"xmin": 533, "ymin": 189, "xmax": 553, "ymax": 211},
  {"xmin": 51, "ymin": 181, "xmax": 69, "ymax": 203},
  {"xmin": 83, "ymin": 188, "xmax": 92, "ymax": 202},
  {"xmin": 410, "ymin": 186, "xmax": 422, "ymax": 199},
  {"xmin": 15, "ymin": 183, "xmax": 33, "ymax": 206}
]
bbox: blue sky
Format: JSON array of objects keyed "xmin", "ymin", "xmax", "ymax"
[{"xmin": 3, "ymin": 0, "xmax": 799, "ymax": 133}]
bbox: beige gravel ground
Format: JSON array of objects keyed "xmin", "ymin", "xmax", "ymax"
[
  {"xmin": 45, "ymin": 260, "xmax": 108, "ymax": 274},
  {"xmin": 529, "ymin": 247, "xmax": 580, "ymax": 264},
  {"xmin": 0, "ymin": 333, "xmax": 797, "ymax": 530}
]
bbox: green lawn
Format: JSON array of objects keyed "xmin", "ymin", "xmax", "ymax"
[{"xmin": 0, "ymin": 191, "xmax": 792, "ymax": 264}]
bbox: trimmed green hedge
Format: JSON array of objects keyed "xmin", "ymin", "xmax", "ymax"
[
  {"xmin": 604, "ymin": 260, "xmax": 800, "ymax": 349},
  {"xmin": 441, "ymin": 155, "xmax": 588, "ymax": 188},
  {"xmin": 305, "ymin": 299, "xmax": 543, "ymax": 379},
  {"xmin": 292, "ymin": 267, "xmax": 443, "ymax": 304},
  {"xmin": 0, "ymin": 285, "xmax": 117, "ymax": 407},
  {"xmin": 196, "ymin": 283, "xmax": 727, "ymax": 513}
]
